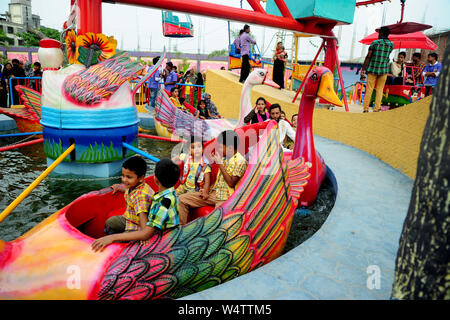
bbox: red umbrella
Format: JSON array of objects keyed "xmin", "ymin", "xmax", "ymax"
[{"xmin": 359, "ymin": 31, "xmax": 437, "ymax": 50}]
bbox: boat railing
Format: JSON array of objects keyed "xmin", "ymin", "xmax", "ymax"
[
  {"xmin": 129, "ymin": 79, "xmax": 205, "ymax": 107},
  {"xmin": 8, "ymin": 76, "xmax": 42, "ymax": 106}
]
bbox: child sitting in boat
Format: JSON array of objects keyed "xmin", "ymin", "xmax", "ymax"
[
  {"xmin": 91, "ymin": 158, "xmax": 181, "ymax": 252},
  {"xmin": 178, "ymin": 130, "xmax": 247, "ymax": 223},
  {"xmin": 171, "ymin": 87, "xmax": 199, "ymax": 117},
  {"xmin": 172, "ymin": 135, "xmax": 212, "ymax": 199},
  {"xmin": 102, "ymin": 156, "xmax": 153, "ymax": 235},
  {"xmin": 197, "ymin": 100, "xmax": 211, "ymax": 120}
]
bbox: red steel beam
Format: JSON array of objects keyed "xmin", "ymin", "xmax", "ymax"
[
  {"xmin": 356, "ymin": 0, "xmax": 389, "ymax": 6},
  {"xmin": 0, "ymin": 138, "xmax": 44, "ymax": 152},
  {"xmin": 106, "ymin": 0, "xmax": 335, "ymax": 36},
  {"xmin": 247, "ymin": 0, "xmax": 265, "ymax": 13},
  {"xmin": 273, "ymin": 0, "xmax": 294, "ymax": 19}
]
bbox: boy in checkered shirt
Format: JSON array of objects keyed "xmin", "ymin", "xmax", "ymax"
[{"xmin": 92, "ymin": 158, "xmax": 181, "ymax": 252}]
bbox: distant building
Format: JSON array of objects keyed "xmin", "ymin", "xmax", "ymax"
[
  {"xmin": 421, "ymin": 30, "xmax": 449, "ymax": 62},
  {"xmin": 0, "ymin": 0, "xmax": 41, "ymax": 46}
]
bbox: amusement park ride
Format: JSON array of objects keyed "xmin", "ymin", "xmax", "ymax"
[{"xmin": 0, "ymin": 0, "xmax": 422, "ymax": 300}]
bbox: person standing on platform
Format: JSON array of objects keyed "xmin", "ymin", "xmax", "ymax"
[
  {"xmin": 273, "ymin": 42, "xmax": 287, "ymax": 89},
  {"xmin": 360, "ymin": 26, "xmax": 394, "ymax": 113},
  {"xmin": 148, "ymin": 56, "xmax": 162, "ymax": 108},
  {"xmin": 239, "ymin": 24, "xmax": 256, "ymax": 83},
  {"xmin": 233, "ymin": 29, "xmax": 244, "ymax": 54},
  {"xmin": 163, "ymin": 62, "xmax": 178, "ymax": 92}
]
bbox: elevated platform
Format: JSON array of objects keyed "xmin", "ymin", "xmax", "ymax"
[{"xmin": 205, "ymin": 69, "xmax": 431, "ymax": 179}]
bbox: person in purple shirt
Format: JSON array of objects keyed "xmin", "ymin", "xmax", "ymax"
[
  {"xmin": 239, "ymin": 24, "xmax": 256, "ymax": 83},
  {"xmin": 422, "ymin": 53, "xmax": 442, "ymax": 96},
  {"xmin": 163, "ymin": 61, "xmax": 178, "ymax": 93},
  {"xmin": 233, "ymin": 29, "xmax": 244, "ymax": 54}
]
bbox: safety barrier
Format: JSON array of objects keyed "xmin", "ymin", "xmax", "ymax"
[{"xmin": 130, "ymin": 79, "xmax": 205, "ymax": 108}]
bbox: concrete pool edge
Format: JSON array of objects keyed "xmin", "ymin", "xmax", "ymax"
[{"xmin": 181, "ymin": 135, "xmax": 413, "ymax": 300}]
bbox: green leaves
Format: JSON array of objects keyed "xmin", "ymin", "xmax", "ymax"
[{"xmin": 78, "ymin": 46, "xmax": 101, "ymax": 67}]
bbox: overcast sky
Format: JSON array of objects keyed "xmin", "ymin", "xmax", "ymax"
[{"xmin": 1, "ymin": 0, "xmax": 448, "ymax": 60}]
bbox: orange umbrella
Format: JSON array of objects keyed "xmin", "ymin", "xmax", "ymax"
[{"xmin": 359, "ymin": 31, "xmax": 437, "ymax": 50}]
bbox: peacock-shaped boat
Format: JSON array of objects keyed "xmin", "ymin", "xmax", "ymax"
[{"xmin": 0, "ymin": 120, "xmax": 310, "ymax": 299}]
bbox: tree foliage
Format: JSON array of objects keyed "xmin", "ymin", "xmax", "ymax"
[
  {"xmin": 16, "ymin": 26, "xmax": 61, "ymax": 47},
  {"xmin": 0, "ymin": 29, "xmax": 14, "ymax": 46}
]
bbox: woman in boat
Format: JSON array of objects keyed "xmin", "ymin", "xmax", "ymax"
[
  {"xmin": 170, "ymin": 87, "xmax": 198, "ymax": 117},
  {"xmin": 386, "ymin": 51, "xmax": 406, "ymax": 85},
  {"xmin": 202, "ymin": 92, "xmax": 221, "ymax": 119},
  {"xmin": 272, "ymin": 42, "xmax": 287, "ymax": 89},
  {"xmin": 197, "ymin": 99, "xmax": 211, "ymax": 120},
  {"xmin": 243, "ymin": 97, "xmax": 269, "ymax": 124}
]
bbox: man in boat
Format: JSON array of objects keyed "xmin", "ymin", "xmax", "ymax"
[
  {"xmin": 177, "ymin": 130, "xmax": 247, "ymax": 223},
  {"xmin": 405, "ymin": 53, "xmax": 425, "ymax": 86},
  {"xmin": 360, "ymin": 26, "xmax": 394, "ymax": 113},
  {"xmin": 422, "ymin": 52, "xmax": 442, "ymax": 97},
  {"xmin": 268, "ymin": 103, "xmax": 296, "ymax": 151},
  {"xmin": 239, "ymin": 24, "xmax": 256, "ymax": 83}
]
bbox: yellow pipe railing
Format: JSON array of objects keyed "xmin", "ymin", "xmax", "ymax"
[{"xmin": 0, "ymin": 144, "xmax": 75, "ymax": 224}]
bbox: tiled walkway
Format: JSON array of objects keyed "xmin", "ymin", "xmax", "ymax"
[{"xmin": 183, "ymin": 135, "xmax": 413, "ymax": 300}]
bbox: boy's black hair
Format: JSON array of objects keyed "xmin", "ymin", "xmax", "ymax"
[
  {"xmin": 12, "ymin": 59, "xmax": 20, "ymax": 64},
  {"xmin": 243, "ymin": 24, "xmax": 250, "ymax": 31},
  {"xmin": 217, "ymin": 130, "xmax": 240, "ymax": 150},
  {"xmin": 166, "ymin": 61, "xmax": 173, "ymax": 68},
  {"xmin": 378, "ymin": 26, "xmax": 390, "ymax": 38},
  {"xmin": 428, "ymin": 52, "xmax": 438, "ymax": 60},
  {"xmin": 269, "ymin": 103, "xmax": 282, "ymax": 112},
  {"xmin": 123, "ymin": 156, "xmax": 147, "ymax": 177},
  {"xmin": 153, "ymin": 56, "xmax": 160, "ymax": 65},
  {"xmin": 155, "ymin": 159, "xmax": 181, "ymax": 188},
  {"xmin": 398, "ymin": 51, "xmax": 406, "ymax": 58},
  {"xmin": 412, "ymin": 52, "xmax": 421, "ymax": 59},
  {"xmin": 34, "ymin": 61, "xmax": 41, "ymax": 67},
  {"xmin": 239, "ymin": 29, "xmax": 244, "ymax": 35}
]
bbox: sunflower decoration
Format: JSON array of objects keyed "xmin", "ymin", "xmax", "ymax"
[
  {"xmin": 65, "ymin": 29, "xmax": 78, "ymax": 64},
  {"xmin": 76, "ymin": 32, "xmax": 117, "ymax": 67}
]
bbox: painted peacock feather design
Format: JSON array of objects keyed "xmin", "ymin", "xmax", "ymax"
[
  {"xmin": 95, "ymin": 122, "xmax": 310, "ymax": 300},
  {"xmin": 62, "ymin": 51, "xmax": 145, "ymax": 106}
]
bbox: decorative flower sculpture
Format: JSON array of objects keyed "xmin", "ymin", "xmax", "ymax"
[
  {"xmin": 76, "ymin": 32, "xmax": 117, "ymax": 67},
  {"xmin": 65, "ymin": 29, "xmax": 78, "ymax": 64}
]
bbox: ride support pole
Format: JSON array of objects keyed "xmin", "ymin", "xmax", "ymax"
[
  {"xmin": 137, "ymin": 133, "xmax": 185, "ymax": 143},
  {"xmin": 0, "ymin": 144, "xmax": 76, "ymax": 224},
  {"xmin": 0, "ymin": 138, "xmax": 44, "ymax": 152},
  {"xmin": 122, "ymin": 142, "xmax": 160, "ymax": 163},
  {"xmin": 0, "ymin": 132, "xmax": 43, "ymax": 138},
  {"xmin": 292, "ymin": 40, "xmax": 324, "ymax": 103}
]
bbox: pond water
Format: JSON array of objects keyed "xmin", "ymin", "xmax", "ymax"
[{"xmin": 0, "ymin": 129, "xmax": 336, "ymax": 253}]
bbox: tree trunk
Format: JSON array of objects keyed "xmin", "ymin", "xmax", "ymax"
[{"xmin": 391, "ymin": 43, "xmax": 450, "ymax": 299}]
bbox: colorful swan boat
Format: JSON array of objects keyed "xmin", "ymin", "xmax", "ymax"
[
  {"xmin": 0, "ymin": 121, "xmax": 310, "ymax": 299},
  {"xmin": 153, "ymin": 68, "xmax": 277, "ymax": 141}
]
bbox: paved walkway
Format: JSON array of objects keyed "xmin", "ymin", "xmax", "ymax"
[{"xmin": 183, "ymin": 135, "xmax": 414, "ymax": 300}]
